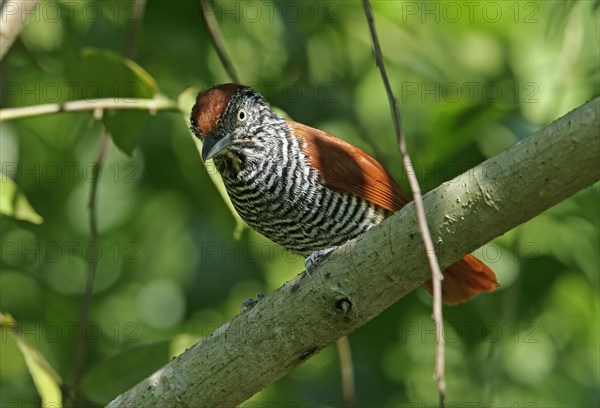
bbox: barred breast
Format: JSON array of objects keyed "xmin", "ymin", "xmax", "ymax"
[{"xmin": 214, "ymin": 132, "xmax": 387, "ymax": 257}]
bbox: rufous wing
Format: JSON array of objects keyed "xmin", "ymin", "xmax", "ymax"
[
  {"xmin": 289, "ymin": 120, "xmax": 410, "ymax": 212},
  {"xmin": 289, "ymin": 120, "xmax": 498, "ymax": 304}
]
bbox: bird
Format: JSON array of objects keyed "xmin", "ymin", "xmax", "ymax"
[{"xmin": 190, "ymin": 83, "xmax": 498, "ymax": 304}]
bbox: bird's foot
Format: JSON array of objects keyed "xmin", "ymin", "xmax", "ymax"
[
  {"xmin": 240, "ymin": 293, "xmax": 265, "ymax": 313},
  {"xmin": 305, "ymin": 246, "xmax": 338, "ymax": 275}
]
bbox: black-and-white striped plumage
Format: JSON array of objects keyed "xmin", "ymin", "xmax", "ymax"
[{"xmin": 191, "ymin": 85, "xmax": 386, "ymax": 256}]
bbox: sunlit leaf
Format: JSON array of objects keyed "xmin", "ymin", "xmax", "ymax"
[
  {"xmin": 176, "ymin": 86, "xmax": 199, "ymax": 115},
  {"xmin": 0, "ymin": 312, "xmax": 62, "ymax": 406},
  {"xmin": 0, "ymin": 173, "xmax": 43, "ymax": 224}
]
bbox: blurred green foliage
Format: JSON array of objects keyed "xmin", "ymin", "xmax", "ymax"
[{"xmin": 1, "ymin": 0, "xmax": 598, "ymax": 406}]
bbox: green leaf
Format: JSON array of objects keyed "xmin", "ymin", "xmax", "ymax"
[
  {"xmin": 0, "ymin": 173, "xmax": 43, "ymax": 224},
  {"xmin": 71, "ymin": 48, "xmax": 158, "ymax": 155},
  {"xmin": 80, "ymin": 341, "xmax": 171, "ymax": 405},
  {"xmin": 177, "ymin": 86, "xmax": 199, "ymax": 114},
  {"xmin": 0, "ymin": 312, "xmax": 62, "ymax": 406},
  {"xmin": 103, "ymin": 109, "xmax": 150, "ymax": 156}
]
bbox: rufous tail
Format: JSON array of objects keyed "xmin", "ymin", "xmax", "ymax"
[{"xmin": 423, "ymin": 254, "xmax": 498, "ymax": 305}]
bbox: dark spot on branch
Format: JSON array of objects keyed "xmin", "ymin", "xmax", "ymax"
[
  {"xmin": 291, "ymin": 282, "xmax": 300, "ymax": 293},
  {"xmin": 335, "ymin": 298, "xmax": 352, "ymax": 315},
  {"xmin": 299, "ymin": 346, "xmax": 317, "ymax": 361}
]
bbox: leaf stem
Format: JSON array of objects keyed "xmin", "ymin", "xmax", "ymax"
[{"xmin": 0, "ymin": 98, "xmax": 179, "ymax": 122}]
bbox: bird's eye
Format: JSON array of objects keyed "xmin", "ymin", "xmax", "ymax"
[{"xmin": 237, "ymin": 108, "xmax": 247, "ymax": 122}]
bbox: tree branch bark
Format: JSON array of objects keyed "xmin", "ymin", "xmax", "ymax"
[{"xmin": 107, "ymin": 98, "xmax": 600, "ymax": 407}]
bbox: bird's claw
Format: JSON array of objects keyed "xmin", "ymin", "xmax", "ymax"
[
  {"xmin": 240, "ymin": 293, "xmax": 265, "ymax": 313},
  {"xmin": 304, "ymin": 246, "xmax": 338, "ymax": 275}
]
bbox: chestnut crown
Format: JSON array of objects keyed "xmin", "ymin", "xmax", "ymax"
[
  {"xmin": 190, "ymin": 83, "xmax": 283, "ymax": 161},
  {"xmin": 190, "ymin": 83, "xmax": 245, "ymax": 140}
]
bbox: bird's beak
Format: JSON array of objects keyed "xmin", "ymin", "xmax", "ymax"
[{"xmin": 202, "ymin": 134, "xmax": 231, "ymax": 161}]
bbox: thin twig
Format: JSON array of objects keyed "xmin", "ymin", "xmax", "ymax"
[
  {"xmin": 198, "ymin": 0, "xmax": 240, "ymax": 83},
  {"xmin": 0, "ymin": 97, "xmax": 179, "ymax": 122},
  {"xmin": 72, "ymin": 6, "xmax": 147, "ymax": 403},
  {"xmin": 361, "ymin": 1, "xmax": 446, "ymax": 406},
  {"xmin": 123, "ymin": 0, "xmax": 147, "ymax": 58},
  {"xmin": 336, "ymin": 336, "xmax": 356, "ymax": 407},
  {"xmin": 72, "ymin": 131, "xmax": 111, "ymax": 404}
]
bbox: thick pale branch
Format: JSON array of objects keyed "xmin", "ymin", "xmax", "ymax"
[{"xmin": 108, "ymin": 98, "xmax": 599, "ymax": 407}]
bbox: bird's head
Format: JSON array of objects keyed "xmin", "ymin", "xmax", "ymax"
[{"xmin": 190, "ymin": 83, "xmax": 276, "ymax": 162}]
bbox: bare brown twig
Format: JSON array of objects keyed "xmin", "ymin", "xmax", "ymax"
[
  {"xmin": 198, "ymin": 0, "xmax": 240, "ymax": 83},
  {"xmin": 72, "ymin": 131, "xmax": 111, "ymax": 404},
  {"xmin": 336, "ymin": 336, "xmax": 355, "ymax": 408},
  {"xmin": 123, "ymin": 0, "xmax": 148, "ymax": 58},
  {"xmin": 361, "ymin": 1, "xmax": 446, "ymax": 405}
]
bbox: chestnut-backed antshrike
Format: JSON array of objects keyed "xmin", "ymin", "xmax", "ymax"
[{"xmin": 190, "ymin": 84, "xmax": 497, "ymax": 304}]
